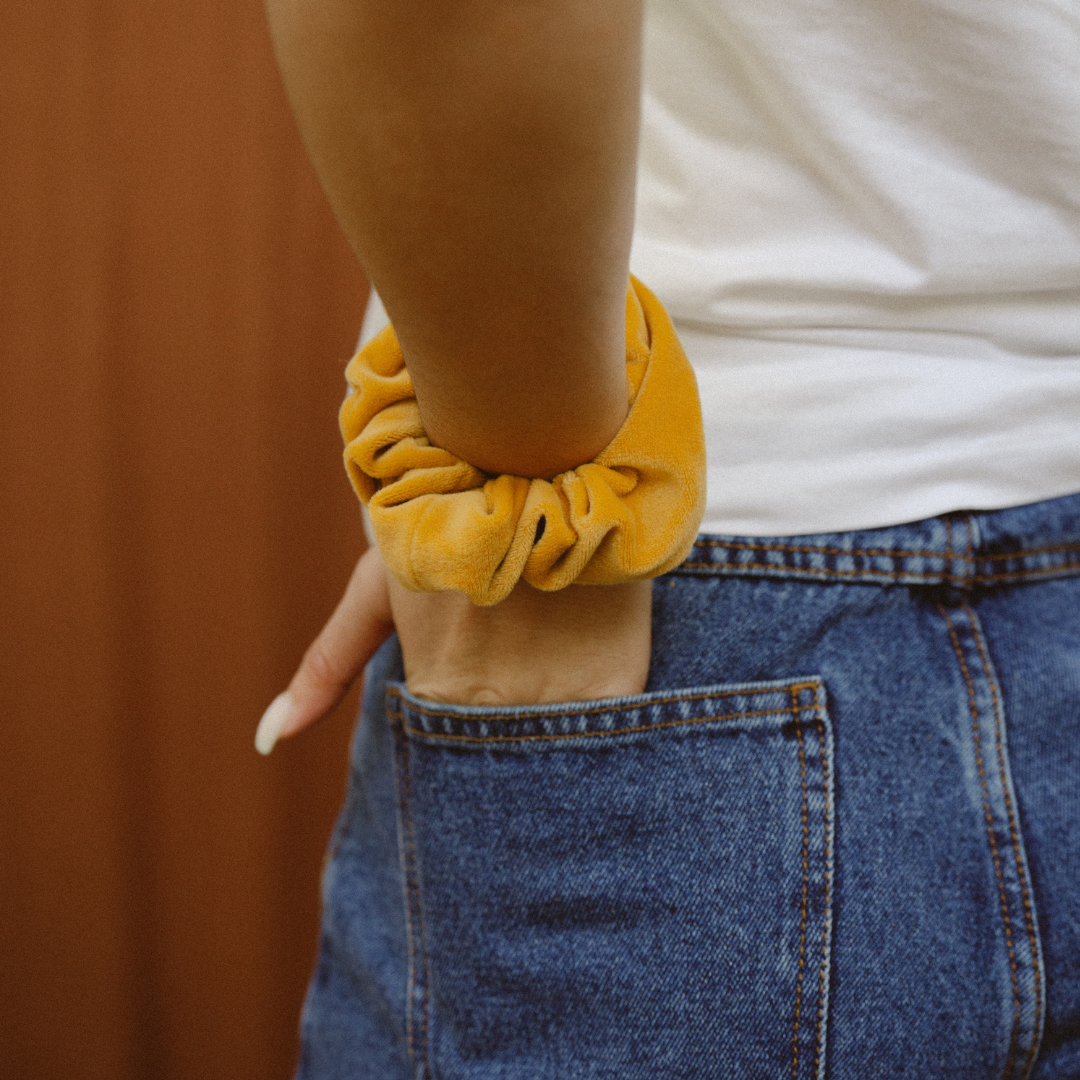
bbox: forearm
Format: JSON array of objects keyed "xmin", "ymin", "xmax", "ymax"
[{"xmin": 267, "ymin": 0, "xmax": 643, "ymax": 478}]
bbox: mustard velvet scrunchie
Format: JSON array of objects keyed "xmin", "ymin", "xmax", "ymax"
[{"xmin": 340, "ymin": 277, "xmax": 706, "ymax": 606}]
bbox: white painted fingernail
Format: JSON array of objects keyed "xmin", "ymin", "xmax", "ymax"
[{"xmin": 255, "ymin": 692, "xmax": 296, "ymax": 756}]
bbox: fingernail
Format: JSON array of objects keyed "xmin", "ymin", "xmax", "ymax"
[{"xmin": 255, "ymin": 692, "xmax": 296, "ymax": 756}]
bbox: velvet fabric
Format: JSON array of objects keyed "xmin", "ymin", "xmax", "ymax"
[{"xmin": 340, "ymin": 277, "xmax": 706, "ymax": 605}]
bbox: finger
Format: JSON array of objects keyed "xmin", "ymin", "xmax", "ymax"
[{"xmin": 255, "ymin": 546, "xmax": 395, "ymax": 754}]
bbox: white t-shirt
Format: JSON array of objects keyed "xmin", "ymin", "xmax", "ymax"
[{"xmin": 631, "ymin": 0, "xmax": 1080, "ymax": 534}]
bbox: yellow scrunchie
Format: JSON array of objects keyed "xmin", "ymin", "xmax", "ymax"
[{"xmin": 340, "ymin": 277, "xmax": 706, "ymax": 605}]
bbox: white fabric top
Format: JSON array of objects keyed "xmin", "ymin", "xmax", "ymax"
[{"xmin": 631, "ymin": 0, "xmax": 1080, "ymax": 535}]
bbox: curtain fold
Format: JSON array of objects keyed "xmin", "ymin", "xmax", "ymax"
[{"xmin": 0, "ymin": 2, "xmax": 368, "ymax": 1077}]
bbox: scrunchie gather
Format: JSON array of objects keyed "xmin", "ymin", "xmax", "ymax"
[{"xmin": 340, "ymin": 276, "xmax": 706, "ymax": 605}]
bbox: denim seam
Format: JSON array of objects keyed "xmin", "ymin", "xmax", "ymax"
[
  {"xmin": 940, "ymin": 605, "xmax": 1023, "ymax": 1078},
  {"xmin": 678, "ymin": 560, "xmax": 1080, "ymax": 584},
  {"xmin": 681, "ymin": 561, "xmax": 969, "ymax": 580},
  {"xmin": 696, "ymin": 539, "xmax": 967, "ymax": 559},
  {"xmin": 394, "ymin": 721, "xmax": 433, "ymax": 1080},
  {"xmin": 979, "ymin": 540, "xmax": 1079, "ymax": 561},
  {"xmin": 391, "ymin": 724, "xmax": 419, "ymax": 1071},
  {"xmin": 973, "ymin": 562, "xmax": 1080, "ymax": 583},
  {"xmin": 408, "ymin": 740, "xmax": 434, "ymax": 1080},
  {"xmin": 791, "ymin": 689, "xmax": 812, "ymax": 1080},
  {"xmin": 389, "ymin": 684, "xmax": 782, "ymax": 723},
  {"xmin": 691, "ymin": 538, "xmax": 1080, "ymax": 563},
  {"xmin": 812, "ymin": 699, "xmax": 831, "ymax": 1080},
  {"xmin": 965, "ymin": 601, "xmax": 1044, "ymax": 1080},
  {"xmin": 392, "ymin": 705, "xmax": 807, "ymax": 745}
]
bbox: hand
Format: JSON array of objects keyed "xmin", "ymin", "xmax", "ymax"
[{"xmin": 255, "ymin": 545, "xmax": 652, "ymax": 754}]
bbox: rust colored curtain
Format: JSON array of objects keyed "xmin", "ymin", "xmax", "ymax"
[{"xmin": 1, "ymin": 2, "xmax": 369, "ymax": 1077}]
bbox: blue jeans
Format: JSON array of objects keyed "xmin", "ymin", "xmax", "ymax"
[{"xmin": 297, "ymin": 493, "xmax": 1080, "ymax": 1079}]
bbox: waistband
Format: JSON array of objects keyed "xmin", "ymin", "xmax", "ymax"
[{"xmin": 675, "ymin": 490, "xmax": 1080, "ymax": 589}]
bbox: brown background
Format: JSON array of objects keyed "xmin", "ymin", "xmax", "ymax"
[{"xmin": 1, "ymin": 2, "xmax": 370, "ymax": 1077}]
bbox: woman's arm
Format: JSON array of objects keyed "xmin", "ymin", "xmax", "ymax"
[
  {"xmin": 256, "ymin": 0, "xmax": 651, "ymax": 750},
  {"xmin": 266, "ymin": 0, "xmax": 643, "ymax": 477}
]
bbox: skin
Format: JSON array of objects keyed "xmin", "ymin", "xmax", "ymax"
[
  {"xmin": 257, "ymin": 0, "xmax": 651, "ymax": 749},
  {"xmin": 256, "ymin": 548, "xmax": 651, "ymax": 752},
  {"xmin": 266, "ymin": 0, "xmax": 642, "ymax": 477}
]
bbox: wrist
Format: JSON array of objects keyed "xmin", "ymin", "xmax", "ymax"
[
  {"xmin": 389, "ymin": 577, "xmax": 652, "ymax": 706},
  {"xmin": 341, "ymin": 277, "xmax": 706, "ymax": 605},
  {"xmin": 403, "ymin": 299, "xmax": 631, "ymax": 480},
  {"xmin": 416, "ymin": 381, "xmax": 629, "ymax": 481}
]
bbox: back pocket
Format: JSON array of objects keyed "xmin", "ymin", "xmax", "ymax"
[{"xmin": 387, "ymin": 678, "xmax": 834, "ymax": 1080}]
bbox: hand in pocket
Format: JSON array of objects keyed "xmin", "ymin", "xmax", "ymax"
[{"xmin": 256, "ymin": 545, "xmax": 652, "ymax": 752}]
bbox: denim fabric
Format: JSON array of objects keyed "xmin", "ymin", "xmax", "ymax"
[{"xmin": 297, "ymin": 492, "xmax": 1080, "ymax": 1080}]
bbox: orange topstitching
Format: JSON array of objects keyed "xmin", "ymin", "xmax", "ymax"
[
  {"xmin": 388, "ymin": 683, "xmax": 820, "ymax": 724},
  {"xmin": 939, "ymin": 605, "xmax": 1023, "ymax": 1078},
  {"xmin": 963, "ymin": 601, "xmax": 1043, "ymax": 1080},
  {"xmin": 790, "ymin": 689, "xmax": 812, "ymax": 1080},
  {"xmin": 691, "ymin": 537, "xmax": 1080, "ymax": 563},
  {"xmin": 390, "ymin": 705, "xmax": 815, "ymax": 745},
  {"xmin": 812, "ymin": 694, "xmax": 831, "ymax": 1080}
]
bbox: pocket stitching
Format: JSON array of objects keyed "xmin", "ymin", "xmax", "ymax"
[
  {"xmin": 813, "ymin": 701, "xmax": 832, "ymax": 1080},
  {"xmin": 389, "ymin": 681, "xmax": 819, "ymax": 724},
  {"xmin": 791, "ymin": 688, "xmax": 812, "ymax": 1080},
  {"xmin": 390, "ymin": 680, "xmax": 834, "ymax": 1076},
  {"xmin": 391, "ymin": 703, "xmax": 811, "ymax": 745}
]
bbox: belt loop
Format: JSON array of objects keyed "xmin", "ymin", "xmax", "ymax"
[{"xmin": 943, "ymin": 513, "xmax": 977, "ymax": 591}]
